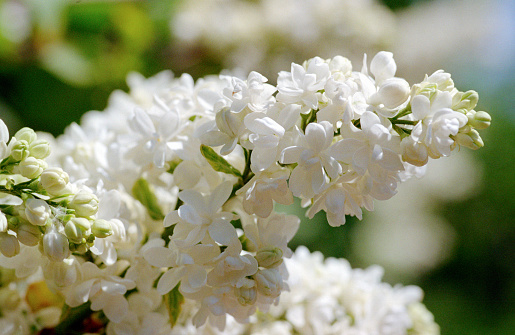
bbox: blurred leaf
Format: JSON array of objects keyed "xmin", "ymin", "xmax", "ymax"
[
  {"xmin": 132, "ymin": 177, "xmax": 165, "ymax": 221},
  {"xmin": 39, "ymin": 42, "xmax": 93, "ymax": 86},
  {"xmin": 165, "ymin": 283, "xmax": 184, "ymax": 328}
]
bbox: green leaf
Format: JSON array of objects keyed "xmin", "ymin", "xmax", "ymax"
[
  {"xmin": 200, "ymin": 144, "xmax": 242, "ymax": 178},
  {"xmin": 166, "ymin": 283, "xmax": 184, "ymax": 328},
  {"xmin": 132, "ymin": 178, "xmax": 165, "ymax": 221}
]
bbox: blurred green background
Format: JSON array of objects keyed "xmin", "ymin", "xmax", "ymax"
[{"xmin": 0, "ymin": 0, "xmax": 513, "ymax": 333}]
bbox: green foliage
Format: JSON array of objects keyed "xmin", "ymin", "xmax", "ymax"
[
  {"xmin": 132, "ymin": 178, "xmax": 165, "ymax": 221},
  {"xmin": 166, "ymin": 283, "xmax": 185, "ymax": 328},
  {"xmin": 200, "ymin": 144, "xmax": 242, "ymax": 178}
]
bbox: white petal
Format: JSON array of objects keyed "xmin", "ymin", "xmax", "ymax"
[
  {"xmin": 208, "ymin": 220, "xmax": 238, "ymax": 245},
  {"xmin": 157, "ymin": 267, "xmax": 185, "ymax": 295},
  {"xmin": 411, "ymin": 95, "xmax": 431, "ymax": 120}
]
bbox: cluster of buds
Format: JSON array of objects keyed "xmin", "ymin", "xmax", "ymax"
[{"xmin": 0, "ymin": 125, "xmax": 113, "ymax": 261}]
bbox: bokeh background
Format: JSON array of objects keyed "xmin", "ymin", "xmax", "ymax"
[{"xmin": 0, "ymin": 0, "xmax": 513, "ymax": 333}]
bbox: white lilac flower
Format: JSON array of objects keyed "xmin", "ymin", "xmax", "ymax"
[
  {"xmin": 143, "ymin": 238, "xmax": 220, "ymax": 295},
  {"xmin": 237, "ymin": 246, "xmax": 438, "ymax": 335},
  {"xmin": 245, "ymin": 103, "xmax": 300, "ymax": 172},
  {"xmin": 307, "ymin": 174, "xmax": 374, "ymax": 227},
  {"xmin": 236, "ymin": 165, "xmax": 293, "ymax": 218},
  {"xmin": 404, "ymin": 91, "xmax": 468, "ymax": 163},
  {"xmin": 277, "ymin": 57, "xmax": 330, "ymax": 112},
  {"xmin": 64, "ymin": 261, "xmax": 135, "ymax": 323},
  {"xmin": 164, "ymin": 181, "xmax": 238, "ymax": 247},
  {"xmin": 280, "ymin": 121, "xmax": 343, "ymax": 198},
  {"xmin": 332, "ymin": 111, "xmax": 404, "ymax": 198},
  {"xmin": 124, "ymin": 97, "xmax": 183, "ymax": 169}
]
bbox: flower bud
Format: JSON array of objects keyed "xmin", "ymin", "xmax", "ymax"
[
  {"xmin": 39, "ymin": 168, "xmax": 69, "ymax": 195},
  {"xmin": 64, "ymin": 220, "xmax": 84, "ymax": 244},
  {"xmin": 467, "ymin": 111, "xmax": 491, "ymax": 130},
  {"xmin": 401, "ymin": 137, "xmax": 429, "ymax": 167},
  {"xmin": 42, "ymin": 226, "xmax": 70, "ymax": 262},
  {"xmin": 329, "ymin": 56, "xmax": 352, "ymax": 76},
  {"xmin": 10, "ymin": 140, "xmax": 30, "ymax": 161},
  {"xmin": 0, "ymin": 232, "xmax": 20, "ymax": 257},
  {"xmin": 454, "ymin": 129, "xmax": 484, "ymax": 150},
  {"xmin": 91, "ymin": 219, "xmax": 113, "ymax": 238},
  {"xmin": 0, "ymin": 287, "xmax": 21, "ymax": 311},
  {"xmin": 16, "ymin": 221, "xmax": 42, "ymax": 246},
  {"xmin": 371, "ymin": 77, "xmax": 410, "ymax": 109},
  {"xmin": 25, "ymin": 198, "xmax": 51, "ymax": 226},
  {"xmin": 216, "ymin": 107, "xmax": 242, "ymax": 138},
  {"xmin": 17, "ymin": 157, "xmax": 47, "ymax": 179},
  {"xmin": 29, "ymin": 139, "xmax": 51, "ymax": 159},
  {"xmin": 370, "ymin": 51, "xmax": 396, "ymax": 84},
  {"xmin": 254, "ymin": 268, "xmax": 283, "ymax": 298},
  {"xmin": 0, "ymin": 212, "xmax": 7, "ymax": 233},
  {"xmin": 236, "ymin": 285, "xmax": 257, "ymax": 306},
  {"xmin": 14, "ymin": 127, "xmax": 37, "ymax": 144},
  {"xmin": 452, "ymin": 90, "xmax": 478, "ymax": 111},
  {"xmin": 255, "ymin": 247, "xmax": 283, "ymax": 268},
  {"xmin": 69, "ymin": 191, "xmax": 99, "ymax": 217}
]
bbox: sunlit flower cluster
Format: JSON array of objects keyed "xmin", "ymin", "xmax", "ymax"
[{"xmin": 0, "ymin": 51, "xmax": 489, "ymax": 333}]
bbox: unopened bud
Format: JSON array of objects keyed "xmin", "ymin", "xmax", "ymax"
[
  {"xmin": 236, "ymin": 285, "xmax": 257, "ymax": 306},
  {"xmin": 29, "ymin": 139, "xmax": 51, "ymax": 159},
  {"xmin": 91, "ymin": 219, "xmax": 112, "ymax": 238},
  {"xmin": 0, "ymin": 233, "xmax": 20, "ymax": 257},
  {"xmin": 25, "ymin": 198, "xmax": 51, "ymax": 226},
  {"xmin": 255, "ymin": 247, "xmax": 283, "ymax": 268},
  {"xmin": 17, "ymin": 157, "xmax": 47, "ymax": 179},
  {"xmin": 454, "ymin": 129, "xmax": 484, "ymax": 150},
  {"xmin": 254, "ymin": 268, "xmax": 283, "ymax": 298},
  {"xmin": 468, "ymin": 111, "xmax": 491, "ymax": 130},
  {"xmin": 14, "ymin": 127, "xmax": 37, "ymax": 144},
  {"xmin": 69, "ymin": 191, "xmax": 98, "ymax": 217},
  {"xmin": 10, "ymin": 140, "xmax": 29, "ymax": 161},
  {"xmin": 39, "ymin": 168, "xmax": 69, "ymax": 195},
  {"xmin": 64, "ymin": 220, "xmax": 84, "ymax": 244},
  {"xmin": 0, "ymin": 287, "xmax": 21, "ymax": 311},
  {"xmin": 42, "ymin": 227, "xmax": 70, "ymax": 262},
  {"xmin": 401, "ymin": 137, "xmax": 429, "ymax": 167},
  {"xmin": 16, "ymin": 221, "xmax": 41, "ymax": 246},
  {"xmin": 371, "ymin": 77, "xmax": 410, "ymax": 109},
  {"xmin": 453, "ymin": 90, "xmax": 478, "ymax": 111},
  {"xmin": 370, "ymin": 51, "xmax": 396, "ymax": 84}
]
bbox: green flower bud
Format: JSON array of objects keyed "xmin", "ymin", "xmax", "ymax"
[
  {"xmin": 68, "ymin": 191, "xmax": 99, "ymax": 217},
  {"xmin": 91, "ymin": 219, "xmax": 112, "ymax": 238},
  {"xmin": 0, "ymin": 287, "xmax": 21, "ymax": 311},
  {"xmin": 29, "ymin": 139, "xmax": 51, "ymax": 159},
  {"xmin": 39, "ymin": 168, "xmax": 69, "ymax": 195},
  {"xmin": 454, "ymin": 129, "xmax": 484, "ymax": 150},
  {"xmin": 64, "ymin": 220, "xmax": 84, "ymax": 244},
  {"xmin": 235, "ymin": 285, "xmax": 257, "ymax": 306},
  {"xmin": 10, "ymin": 140, "xmax": 30, "ymax": 161},
  {"xmin": 14, "ymin": 127, "xmax": 37, "ymax": 144},
  {"xmin": 254, "ymin": 268, "xmax": 282, "ymax": 298},
  {"xmin": 0, "ymin": 232, "xmax": 20, "ymax": 257},
  {"xmin": 467, "ymin": 110, "xmax": 491, "ymax": 130},
  {"xmin": 452, "ymin": 90, "xmax": 478, "ymax": 111},
  {"xmin": 255, "ymin": 247, "xmax": 283, "ymax": 268},
  {"xmin": 17, "ymin": 157, "xmax": 47, "ymax": 179}
]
